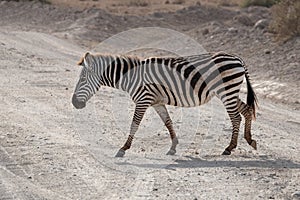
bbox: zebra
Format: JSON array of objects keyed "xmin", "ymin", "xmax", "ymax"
[{"xmin": 72, "ymin": 52, "xmax": 258, "ymax": 157}]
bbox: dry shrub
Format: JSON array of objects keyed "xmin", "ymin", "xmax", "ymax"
[
  {"xmin": 128, "ymin": 0, "xmax": 149, "ymax": 7},
  {"xmin": 241, "ymin": 0, "xmax": 278, "ymax": 7},
  {"xmin": 8, "ymin": 0, "xmax": 51, "ymax": 3},
  {"xmin": 217, "ymin": 0, "xmax": 239, "ymax": 7},
  {"xmin": 270, "ymin": 0, "xmax": 300, "ymax": 39},
  {"xmin": 172, "ymin": 0, "xmax": 185, "ymax": 5}
]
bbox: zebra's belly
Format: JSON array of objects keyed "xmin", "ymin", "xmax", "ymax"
[{"xmin": 157, "ymin": 86, "xmax": 215, "ymax": 108}]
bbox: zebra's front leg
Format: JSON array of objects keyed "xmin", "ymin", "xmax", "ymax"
[
  {"xmin": 153, "ymin": 105, "xmax": 178, "ymax": 155},
  {"xmin": 115, "ymin": 104, "xmax": 149, "ymax": 157}
]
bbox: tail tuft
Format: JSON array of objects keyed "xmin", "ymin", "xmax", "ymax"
[{"xmin": 245, "ymin": 73, "xmax": 258, "ymax": 120}]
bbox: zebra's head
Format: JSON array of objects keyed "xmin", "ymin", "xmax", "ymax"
[{"xmin": 72, "ymin": 52, "xmax": 101, "ymax": 109}]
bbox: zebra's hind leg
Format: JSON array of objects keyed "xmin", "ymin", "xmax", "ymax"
[
  {"xmin": 222, "ymin": 99, "xmax": 242, "ymax": 155},
  {"xmin": 153, "ymin": 105, "xmax": 178, "ymax": 155},
  {"xmin": 115, "ymin": 103, "xmax": 150, "ymax": 157},
  {"xmin": 237, "ymin": 99, "xmax": 257, "ymax": 150}
]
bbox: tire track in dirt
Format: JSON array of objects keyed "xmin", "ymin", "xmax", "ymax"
[{"xmin": 0, "ymin": 31, "xmax": 299, "ymax": 199}]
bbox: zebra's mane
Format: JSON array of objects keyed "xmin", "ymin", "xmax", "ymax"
[
  {"xmin": 77, "ymin": 52, "xmax": 141, "ymax": 66},
  {"xmin": 92, "ymin": 53, "xmax": 141, "ymax": 61},
  {"xmin": 77, "ymin": 52, "xmax": 236, "ymax": 70}
]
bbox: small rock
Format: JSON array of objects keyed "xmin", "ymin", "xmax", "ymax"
[
  {"xmin": 254, "ymin": 19, "xmax": 269, "ymax": 29},
  {"xmin": 264, "ymin": 49, "xmax": 271, "ymax": 54},
  {"xmin": 202, "ymin": 28, "xmax": 209, "ymax": 35},
  {"xmin": 153, "ymin": 188, "xmax": 158, "ymax": 191},
  {"xmin": 292, "ymin": 191, "xmax": 300, "ymax": 199},
  {"xmin": 18, "ymin": 98, "xmax": 26, "ymax": 103},
  {"xmin": 228, "ymin": 27, "xmax": 238, "ymax": 34},
  {"xmin": 287, "ymin": 54, "xmax": 296, "ymax": 59}
]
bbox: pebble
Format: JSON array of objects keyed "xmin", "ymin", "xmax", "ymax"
[
  {"xmin": 228, "ymin": 27, "xmax": 238, "ymax": 34},
  {"xmin": 292, "ymin": 191, "xmax": 300, "ymax": 199},
  {"xmin": 202, "ymin": 28, "xmax": 209, "ymax": 35},
  {"xmin": 264, "ymin": 49, "xmax": 271, "ymax": 54},
  {"xmin": 254, "ymin": 19, "xmax": 269, "ymax": 29}
]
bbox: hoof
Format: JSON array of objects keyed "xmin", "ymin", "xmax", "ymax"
[
  {"xmin": 222, "ymin": 149, "xmax": 231, "ymax": 155},
  {"xmin": 166, "ymin": 149, "xmax": 176, "ymax": 155},
  {"xmin": 250, "ymin": 140, "xmax": 257, "ymax": 150},
  {"xmin": 115, "ymin": 149, "xmax": 125, "ymax": 157}
]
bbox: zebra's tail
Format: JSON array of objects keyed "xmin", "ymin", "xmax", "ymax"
[
  {"xmin": 236, "ymin": 55, "xmax": 258, "ymax": 120},
  {"xmin": 244, "ymin": 68, "xmax": 258, "ymax": 120}
]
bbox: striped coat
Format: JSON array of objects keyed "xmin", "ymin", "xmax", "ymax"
[{"xmin": 72, "ymin": 52, "xmax": 257, "ymax": 157}]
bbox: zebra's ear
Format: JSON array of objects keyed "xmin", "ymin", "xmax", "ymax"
[{"xmin": 77, "ymin": 52, "xmax": 91, "ymax": 66}]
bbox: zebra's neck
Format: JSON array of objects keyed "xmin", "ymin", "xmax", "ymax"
[{"xmin": 96, "ymin": 55, "xmax": 141, "ymax": 92}]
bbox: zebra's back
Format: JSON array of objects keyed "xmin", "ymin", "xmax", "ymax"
[{"xmin": 140, "ymin": 52, "xmax": 246, "ymax": 107}]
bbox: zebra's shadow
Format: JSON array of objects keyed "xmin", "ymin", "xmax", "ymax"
[
  {"xmin": 116, "ymin": 155, "xmax": 300, "ymax": 170},
  {"xmin": 166, "ymin": 156, "xmax": 300, "ymax": 169}
]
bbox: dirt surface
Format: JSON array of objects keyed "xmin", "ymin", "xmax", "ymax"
[{"xmin": 0, "ymin": 1, "xmax": 299, "ymax": 199}]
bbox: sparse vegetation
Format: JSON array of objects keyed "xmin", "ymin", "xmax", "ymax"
[
  {"xmin": 241, "ymin": 0, "xmax": 279, "ymax": 7},
  {"xmin": 217, "ymin": 0, "xmax": 239, "ymax": 7},
  {"xmin": 270, "ymin": 0, "xmax": 300, "ymax": 39},
  {"xmin": 39, "ymin": 0, "xmax": 51, "ymax": 3},
  {"xmin": 172, "ymin": 0, "xmax": 185, "ymax": 5},
  {"xmin": 7, "ymin": 0, "xmax": 51, "ymax": 3},
  {"xmin": 128, "ymin": 0, "xmax": 149, "ymax": 7}
]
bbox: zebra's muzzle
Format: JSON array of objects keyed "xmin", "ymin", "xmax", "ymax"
[{"xmin": 72, "ymin": 94, "xmax": 86, "ymax": 109}]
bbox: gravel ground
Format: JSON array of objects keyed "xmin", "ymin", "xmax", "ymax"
[{"xmin": 0, "ymin": 1, "xmax": 299, "ymax": 199}]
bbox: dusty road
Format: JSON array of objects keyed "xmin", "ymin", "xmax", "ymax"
[
  {"xmin": 0, "ymin": 29, "xmax": 300, "ymax": 199},
  {"xmin": 1, "ymin": 0, "xmax": 300, "ymax": 199}
]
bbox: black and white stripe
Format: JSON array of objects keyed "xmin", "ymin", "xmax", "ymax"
[{"xmin": 72, "ymin": 52, "xmax": 257, "ymax": 156}]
